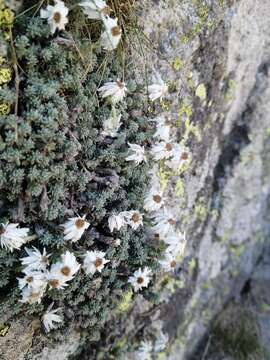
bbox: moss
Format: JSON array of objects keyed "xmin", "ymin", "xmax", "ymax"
[{"xmin": 208, "ymin": 303, "xmax": 268, "ymax": 360}]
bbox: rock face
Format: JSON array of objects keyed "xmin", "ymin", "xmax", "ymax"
[
  {"xmin": 138, "ymin": 0, "xmax": 270, "ymax": 358},
  {"xmin": 2, "ymin": 0, "xmax": 270, "ymax": 359}
]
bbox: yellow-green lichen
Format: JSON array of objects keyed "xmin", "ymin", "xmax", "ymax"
[
  {"xmin": 182, "ymin": 117, "xmax": 202, "ymax": 144},
  {"xmin": 0, "ymin": 67, "xmax": 12, "ymax": 85},
  {"xmin": 116, "ymin": 290, "xmax": 133, "ymax": 313},
  {"xmin": 230, "ymin": 244, "xmax": 245, "ymax": 257},
  {"xmin": 188, "ymin": 258, "xmax": 197, "ymax": 275},
  {"xmin": 0, "ymin": 102, "xmax": 11, "ymax": 115},
  {"xmin": 175, "ymin": 179, "xmax": 185, "ymax": 198},
  {"xmin": 172, "ymin": 58, "xmax": 184, "ymax": 71},
  {"xmin": 195, "ymin": 83, "xmax": 207, "ymax": 101},
  {"xmin": 225, "ymin": 79, "xmax": 236, "ymax": 102}
]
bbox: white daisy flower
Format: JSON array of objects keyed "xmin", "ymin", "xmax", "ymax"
[
  {"xmin": 40, "ymin": 0, "xmax": 69, "ymax": 35},
  {"xmin": 100, "ymin": 16, "xmax": 122, "ymax": 51},
  {"xmin": 42, "ymin": 306, "xmax": 63, "ymax": 333},
  {"xmin": 152, "ymin": 209, "xmax": 177, "ymax": 239},
  {"xmin": 61, "ymin": 215, "xmax": 90, "ymax": 243},
  {"xmin": 154, "ymin": 331, "xmax": 169, "ymax": 352},
  {"xmin": 147, "ymin": 76, "xmax": 168, "ymax": 102},
  {"xmin": 47, "ymin": 251, "xmax": 80, "ymax": 289},
  {"xmin": 102, "ymin": 112, "xmax": 122, "ymax": 137},
  {"xmin": 20, "ymin": 247, "xmax": 50, "ymax": 272},
  {"xmin": 0, "ymin": 223, "xmax": 30, "ymax": 252},
  {"xmin": 18, "ymin": 270, "xmax": 47, "ymax": 291},
  {"xmin": 122, "ymin": 210, "xmax": 143, "ymax": 230},
  {"xmin": 108, "ymin": 213, "xmax": 125, "ymax": 232},
  {"xmin": 166, "ymin": 146, "xmax": 190, "ymax": 171},
  {"xmin": 164, "ymin": 232, "xmax": 186, "ymax": 256},
  {"xmin": 80, "ymin": 0, "xmax": 111, "ymax": 19},
  {"xmin": 151, "ymin": 141, "xmax": 175, "ymax": 161},
  {"xmin": 152, "ymin": 116, "xmax": 171, "ymax": 142},
  {"xmin": 83, "ymin": 250, "xmax": 110, "ymax": 275},
  {"xmin": 159, "ymin": 253, "xmax": 177, "ymax": 272},
  {"xmin": 125, "ymin": 143, "xmax": 147, "ymax": 165},
  {"xmin": 137, "ymin": 341, "xmax": 153, "ymax": 360},
  {"xmin": 128, "ymin": 267, "xmax": 152, "ymax": 292},
  {"xmin": 98, "ymin": 80, "xmax": 127, "ymax": 104},
  {"xmin": 20, "ymin": 286, "xmax": 46, "ymax": 304},
  {"xmin": 144, "ymin": 189, "xmax": 164, "ymax": 212},
  {"xmin": 115, "ymin": 238, "xmax": 121, "ymax": 247}
]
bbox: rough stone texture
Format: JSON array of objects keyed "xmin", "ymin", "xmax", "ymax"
[
  {"xmin": 2, "ymin": 0, "xmax": 270, "ymax": 359},
  {"xmin": 136, "ymin": 0, "xmax": 270, "ymax": 359}
]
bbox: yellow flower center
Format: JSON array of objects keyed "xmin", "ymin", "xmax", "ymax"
[
  {"xmin": 111, "ymin": 26, "xmax": 121, "ymax": 37},
  {"xmin": 181, "ymin": 152, "xmax": 188, "ymax": 160},
  {"xmin": 53, "ymin": 12, "xmax": 61, "ymax": 24},
  {"xmin": 49, "ymin": 279, "xmax": 60, "ymax": 288},
  {"xmin": 165, "ymin": 143, "xmax": 173, "ymax": 151},
  {"xmin": 137, "ymin": 276, "xmax": 144, "ymax": 284},
  {"xmin": 153, "ymin": 195, "xmax": 162, "ymax": 203},
  {"xmin": 61, "ymin": 266, "xmax": 71, "ymax": 276},
  {"xmin": 101, "ymin": 6, "xmax": 111, "ymax": 16},
  {"xmin": 75, "ymin": 218, "xmax": 86, "ymax": 229},
  {"xmin": 131, "ymin": 213, "xmax": 140, "ymax": 223},
  {"xmin": 94, "ymin": 258, "xmax": 103, "ymax": 268},
  {"xmin": 0, "ymin": 227, "xmax": 6, "ymax": 235}
]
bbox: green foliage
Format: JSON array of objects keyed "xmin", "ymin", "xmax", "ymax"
[{"xmin": 0, "ymin": 0, "xmax": 161, "ymax": 346}]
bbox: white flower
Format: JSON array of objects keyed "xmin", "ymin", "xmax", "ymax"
[
  {"xmin": 151, "ymin": 141, "xmax": 175, "ymax": 161},
  {"xmin": 152, "ymin": 116, "xmax": 171, "ymax": 141},
  {"xmin": 152, "ymin": 209, "xmax": 177, "ymax": 239},
  {"xmin": 166, "ymin": 146, "xmax": 190, "ymax": 171},
  {"xmin": 18, "ymin": 270, "xmax": 47, "ymax": 291},
  {"xmin": 137, "ymin": 341, "xmax": 152, "ymax": 360},
  {"xmin": 164, "ymin": 232, "xmax": 186, "ymax": 256},
  {"xmin": 115, "ymin": 238, "xmax": 121, "ymax": 247},
  {"xmin": 98, "ymin": 80, "xmax": 127, "ymax": 104},
  {"xmin": 128, "ymin": 267, "xmax": 152, "ymax": 292},
  {"xmin": 108, "ymin": 213, "xmax": 125, "ymax": 232},
  {"xmin": 61, "ymin": 215, "xmax": 90, "ymax": 243},
  {"xmin": 20, "ymin": 286, "xmax": 46, "ymax": 304},
  {"xmin": 83, "ymin": 250, "xmax": 110, "ymax": 275},
  {"xmin": 0, "ymin": 223, "xmax": 29, "ymax": 252},
  {"xmin": 47, "ymin": 251, "xmax": 80, "ymax": 289},
  {"xmin": 122, "ymin": 210, "xmax": 143, "ymax": 230},
  {"xmin": 147, "ymin": 76, "xmax": 168, "ymax": 101},
  {"xmin": 144, "ymin": 189, "xmax": 164, "ymax": 212},
  {"xmin": 102, "ymin": 112, "xmax": 122, "ymax": 137},
  {"xmin": 125, "ymin": 143, "xmax": 147, "ymax": 165},
  {"xmin": 20, "ymin": 247, "xmax": 50, "ymax": 272},
  {"xmin": 42, "ymin": 306, "xmax": 63, "ymax": 333},
  {"xmin": 40, "ymin": 0, "xmax": 69, "ymax": 35},
  {"xmin": 100, "ymin": 16, "xmax": 122, "ymax": 51},
  {"xmin": 80, "ymin": 0, "xmax": 111, "ymax": 19},
  {"xmin": 159, "ymin": 253, "xmax": 177, "ymax": 272},
  {"xmin": 154, "ymin": 331, "xmax": 169, "ymax": 352}
]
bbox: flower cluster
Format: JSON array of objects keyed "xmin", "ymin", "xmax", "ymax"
[
  {"xmin": 16, "ymin": 215, "xmax": 112, "ymax": 309},
  {"xmin": 40, "ymin": 0, "xmax": 122, "ymax": 51},
  {"xmin": 0, "ymin": 1, "xmax": 191, "ymax": 340}
]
